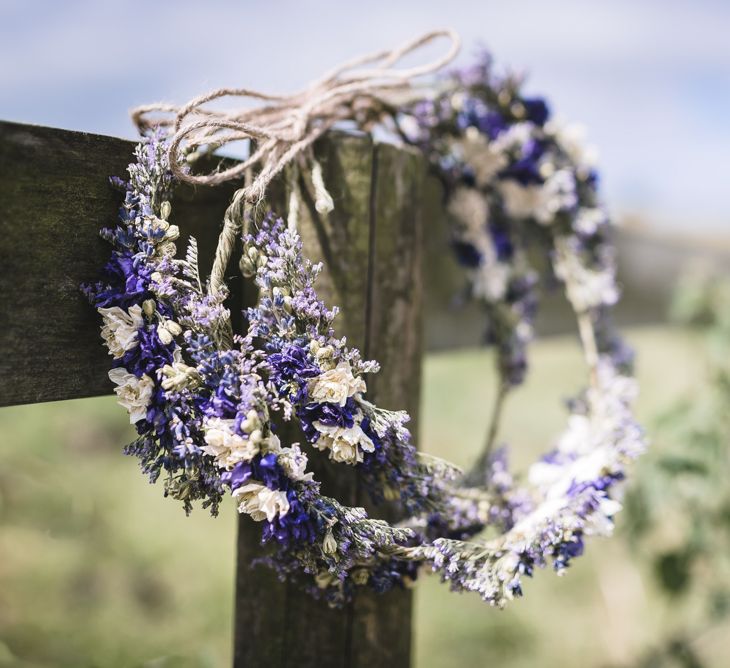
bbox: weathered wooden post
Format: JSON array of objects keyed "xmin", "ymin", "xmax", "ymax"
[
  {"xmin": 0, "ymin": 121, "xmax": 427, "ymax": 667},
  {"xmin": 233, "ymin": 133, "xmax": 425, "ymax": 667}
]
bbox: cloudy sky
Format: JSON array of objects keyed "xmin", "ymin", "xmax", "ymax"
[{"xmin": 2, "ymin": 0, "xmax": 728, "ymax": 232}]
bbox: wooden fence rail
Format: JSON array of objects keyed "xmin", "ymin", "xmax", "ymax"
[{"xmin": 0, "ymin": 120, "xmax": 443, "ymax": 667}]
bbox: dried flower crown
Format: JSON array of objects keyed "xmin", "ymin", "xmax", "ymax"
[{"xmin": 83, "ymin": 34, "xmax": 644, "ymax": 607}]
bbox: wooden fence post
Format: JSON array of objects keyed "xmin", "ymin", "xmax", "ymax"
[{"xmin": 0, "ymin": 121, "xmax": 426, "ymax": 667}]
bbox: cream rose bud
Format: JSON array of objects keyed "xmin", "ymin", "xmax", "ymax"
[
  {"xmin": 330, "ymin": 438, "xmax": 359, "ymax": 464},
  {"xmin": 201, "ymin": 417, "xmax": 260, "ymax": 468},
  {"xmin": 98, "ymin": 304, "xmax": 144, "ymax": 358},
  {"xmin": 157, "ymin": 325, "xmax": 173, "ymax": 345},
  {"xmin": 278, "ymin": 444, "xmax": 314, "ymax": 482},
  {"xmin": 312, "ymin": 419, "xmax": 375, "ymax": 465},
  {"xmin": 308, "ymin": 361, "xmax": 367, "ymax": 407},
  {"xmin": 322, "ymin": 529, "xmax": 337, "ymax": 555},
  {"xmin": 142, "ymin": 299, "xmax": 156, "ymax": 317},
  {"xmin": 240, "ymin": 408, "xmax": 261, "ymax": 433},
  {"xmin": 108, "ymin": 367, "xmax": 154, "ymax": 424},
  {"xmin": 233, "ymin": 482, "xmax": 290, "ymax": 522},
  {"xmin": 157, "ymin": 319, "xmax": 182, "ymax": 345}
]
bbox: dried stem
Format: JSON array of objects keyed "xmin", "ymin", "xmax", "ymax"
[{"xmin": 463, "ymin": 376, "xmax": 510, "ymax": 486}]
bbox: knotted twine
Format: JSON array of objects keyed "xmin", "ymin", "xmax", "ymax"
[{"xmin": 131, "ymin": 29, "xmax": 460, "ymax": 296}]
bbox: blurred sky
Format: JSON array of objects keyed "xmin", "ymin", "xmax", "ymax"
[{"xmin": 1, "ymin": 0, "xmax": 729, "ymax": 232}]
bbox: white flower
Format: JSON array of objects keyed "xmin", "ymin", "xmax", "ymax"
[
  {"xmin": 278, "ymin": 444, "xmax": 314, "ymax": 482},
  {"xmin": 584, "ymin": 496, "xmax": 621, "ymax": 536},
  {"xmin": 322, "ymin": 529, "xmax": 337, "ymax": 555},
  {"xmin": 157, "ymin": 319, "xmax": 182, "ymax": 345},
  {"xmin": 447, "ymin": 186, "xmax": 489, "ymax": 239},
  {"xmin": 159, "ymin": 361, "xmax": 199, "ymax": 392},
  {"xmin": 308, "ymin": 362, "xmax": 366, "ymax": 406},
  {"xmin": 315, "ymin": 570, "xmax": 339, "ymax": 589},
  {"xmin": 499, "ymin": 181, "xmax": 543, "ymax": 220},
  {"xmin": 398, "ymin": 114, "xmax": 422, "ymax": 143},
  {"xmin": 445, "ymin": 188, "xmax": 512, "ymax": 303},
  {"xmin": 553, "ymin": 237, "xmax": 619, "ymax": 310},
  {"xmin": 240, "ymin": 408, "xmax": 262, "ymax": 434},
  {"xmin": 528, "ymin": 460, "xmax": 564, "ymax": 489},
  {"xmin": 459, "ymin": 131, "xmax": 508, "ymax": 187},
  {"xmin": 98, "ymin": 305, "xmax": 144, "ymax": 358},
  {"xmin": 313, "ymin": 418, "xmax": 374, "ymax": 465},
  {"xmin": 574, "ymin": 207, "xmax": 607, "ymax": 236},
  {"xmin": 546, "ymin": 120, "xmax": 599, "ymax": 172},
  {"xmin": 201, "ymin": 417, "xmax": 260, "ymax": 469},
  {"xmin": 536, "ymin": 169, "xmax": 577, "ymax": 224},
  {"xmin": 470, "ymin": 260, "xmax": 510, "ymax": 302},
  {"xmin": 142, "ymin": 299, "xmax": 156, "ymax": 317},
  {"xmin": 499, "ymin": 169, "xmax": 577, "ymax": 225},
  {"xmin": 490, "ymin": 122, "xmax": 534, "ymax": 153},
  {"xmin": 556, "ymin": 414, "xmax": 595, "ymax": 456},
  {"xmin": 232, "ymin": 482, "xmax": 289, "ymax": 521},
  {"xmin": 108, "ymin": 367, "xmax": 154, "ymax": 424}
]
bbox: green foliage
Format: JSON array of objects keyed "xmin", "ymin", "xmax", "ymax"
[{"xmin": 622, "ymin": 269, "xmax": 730, "ymax": 667}]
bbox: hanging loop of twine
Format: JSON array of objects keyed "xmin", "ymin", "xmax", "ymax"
[{"xmin": 131, "ymin": 29, "xmax": 460, "ymax": 206}]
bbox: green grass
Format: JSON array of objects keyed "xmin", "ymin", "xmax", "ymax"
[{"xmin": 0, "ymin": 326, "xmax": 715, "ymax": 667}]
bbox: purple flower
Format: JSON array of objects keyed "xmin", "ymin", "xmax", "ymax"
[
  {"xmin": 498, "ymin": 138, "xmax": 546, "ymax": 186},
  {"xmin": 262, "ymin": 490, "xmax": 319, "ymax": 546},
  {"xmin": 267, "ymin": 342, "xmax": 320, "ymax": 401},
  {"xmin": 452, "ymin": 239, "xmax": 482, "ymax": 268},
  {"xmin": 522, "ymin": 97, "xmax": 550, "ymax": 126},
  {"xmin": 121, "ymin": 326, "xmax": 175, "ymax": 378},
  {"xmin": 297, "ymin": 398, "xmax": 357, "ymax": 443},
  {"xmin": 86, "ymin": 250, "xmax": 154, "ymax": 309}
]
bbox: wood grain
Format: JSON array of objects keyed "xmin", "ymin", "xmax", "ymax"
[
  {"xmin": 0, "ymin": 121, "xmax": 238, "ymax": 407},
  {"xmin": 348, "ymin": 139, "xmax": 426, "ymax": 668}
]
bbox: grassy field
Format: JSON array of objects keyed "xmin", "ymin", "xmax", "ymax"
[{"xmin": 0, "ymin": 325, "xmax": 718, "ymax": 667}]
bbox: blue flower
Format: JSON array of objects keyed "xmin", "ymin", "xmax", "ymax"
[
  {"xmin": 553, "ymin": 532, "xmax": 584, "ymax": 571},
  {"xmin": 121, "ymin": 326, "xmax": 175, "ymax": 378},
  {"xmin": 87, "ymin": 250, "xmax": 153, "ymax": 309},
  {"xmin": 452, "ymin": 239, "xmax": 482, "ymax": 268},
  {"xmin": 298, "ymin": 398, "xmax": 357, "ymax": 444},
  {"xmin": 267, "ymin": 342, "xmax": 320, "ymax": 401},
  {"xmin": 488, "ymin": 221, "xmax": 513, "ymax": 261},
  {"xmin": 457, "ymin": 101, "xmax": 507, "ymax": 140},
  {"xmin": 221, "ymin": 453, "xmax": 288, "ymax": 493},
  {"xmin": 262, "ymin": 491, "xmax": 318, "ymax": 546},
  {"xmin": 499, "ymin": 138, "xmax": 546, "ymax": 185},
  {"xmin": 522, "ymin": 97, "xmax": 550, "ymax": 126}
]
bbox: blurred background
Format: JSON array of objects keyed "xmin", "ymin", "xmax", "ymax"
[{"xmin": 1, "ymin": 1, "xmax": 730, "ymax": 666}]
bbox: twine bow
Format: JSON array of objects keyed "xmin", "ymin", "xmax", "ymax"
[
  {"xmin": 131, "ymin": 28, "xmax": 460, "ymax": 296},
  {"xmin": 132, "ymin": 29, "xmax": 459, "ymax": 200}
]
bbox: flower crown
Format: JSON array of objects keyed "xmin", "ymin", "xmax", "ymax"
[{"xmin": 83, "ymin": 42, "xmax": 644, "ymax": 608}]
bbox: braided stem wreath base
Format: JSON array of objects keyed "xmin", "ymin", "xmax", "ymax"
[{"xmin": 83, "ymin": 54, "xmax": 644, "ymax": 608}]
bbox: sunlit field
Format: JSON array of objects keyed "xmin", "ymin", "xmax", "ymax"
[{"xmin": 0, "ymin": 326, "xmax": 716, "ymax": 667}]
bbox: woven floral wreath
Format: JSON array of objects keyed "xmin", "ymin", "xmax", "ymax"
[{"xmin": 84, "ymin": 40, "xmax": 645, "ymax": 607}]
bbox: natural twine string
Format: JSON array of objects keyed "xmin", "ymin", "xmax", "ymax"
[{"xmin": 131, "ymin": 29, "xmax": 460, "ymax": 298}]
